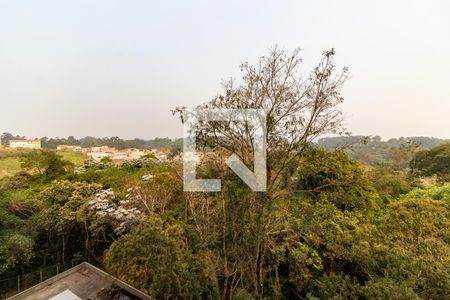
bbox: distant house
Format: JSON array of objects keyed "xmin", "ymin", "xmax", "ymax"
[
  {"xmin": 127, "ymin": 148, "xmax": 145, "ymax": 159},
  {"xmin": 149, "ymin": 149, "xmax": 167, "ymax": 161},
  {"xmin": 56, "ymin": 145, "xmax": 82, "ymax": 152},
  {"xmin": 88, "ymin": 152, "xmax": 111, "ymax": 162},
  {"xmin": 84, "ymin": 146, "xmax": 116, "ymax": 162},
  {"xmin": 91, "ymin": 146, "xmax": 117, "ymax": 153},
  {"xmin": 110, "ymin": 151, "xmax": 129, "ymax": 163},
  {"xmin": 9, "ymin": 140, "xmax": 41, "ymax": 149},
  {"xmin": 7, "ymin": 262, "xmax": 153, "ymax": 300}
]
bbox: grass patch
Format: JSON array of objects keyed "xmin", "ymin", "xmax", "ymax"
[
  {"xmin": 0, "ymin": 149, "xmax": 87, "ymax": 178},
  {"xmin": 57, "ymin": 151, "xmax": 87, "ymax": 166},
  {"xmin": 0, "ymin": 157, "xmax": 22, "ymax": 178}
]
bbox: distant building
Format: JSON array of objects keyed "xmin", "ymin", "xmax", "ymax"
[
  {"xmin": 9, "ymin": 140, "xmax": 41, "ymax": 149},
  {"xmin": 56, "ymin": 145, "xmax": 82, "ymax": 152},
  {"xmin": 87, "ymin": 152, "xmax": 111, "ymax": 162},
  {"xmin": 110, "ymin": 151, "xmax": 129, "ymax": 163},
  {"xmin": 127, "ymin": 148, "xmax": 145, "ymax": 159},
  {"xmin": 91, "ymin": 146, "xmax": 117, "ymax": 153},
  {"xmin": 149, "ymin": 149, "xmax": 168, "ymax": 161}
]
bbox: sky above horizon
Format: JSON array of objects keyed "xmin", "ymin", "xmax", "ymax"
[{"xmin": 1, "ymin": 0, "xmax": 449, "ymax": 140}]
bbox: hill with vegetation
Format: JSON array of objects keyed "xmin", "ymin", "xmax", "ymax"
[{"xmin": 316, "ymin": 136, "xmax": 450, "ymax": 165}]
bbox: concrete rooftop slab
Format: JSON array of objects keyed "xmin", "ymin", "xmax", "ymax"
[{"xmin": 7, "ymin": 263, "xmax": 152, "ymax": 300}]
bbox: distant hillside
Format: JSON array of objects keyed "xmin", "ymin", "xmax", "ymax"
[{"xmin": 316, "ymin": 136, "xmax": 450, "ymax": 165}]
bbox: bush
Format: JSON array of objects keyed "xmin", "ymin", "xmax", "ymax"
[
  {"xmin": 104, "ymin": 217, "xmax": 218, "ymax": 299},
  {"xmin": 401, "ymin": 183, "xmax": 450, "ymax": 204},
  {"xmin": 367, "ymin": 165, "xmax": 421, "ymax": 199},
  {"xmin": 294, "ymin": 148, "xmax": 381, "ymax": 212},
  {"xmin": 413, "ymin": 143, "xmax": 450, "ymax": 182}
]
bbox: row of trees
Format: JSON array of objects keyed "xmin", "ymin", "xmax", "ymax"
[
  {"xmin": 0, "ymin": 133, "xmax": 181, "ymax": 150},
  {"xmin": 317, "ymin": 135, "xmax": 449, "ymax": 150}
]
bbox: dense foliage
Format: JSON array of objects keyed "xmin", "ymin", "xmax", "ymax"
[
  {"xmin": 1, "ymin": 49, "xmax": 449, "ymax": 299},
  {"xmin": 0, "ymin": 144, "xmax": 449, "ymax": 299},
  {"xmin": 414, "ymin": 143, "xmax": 450, "ymax": 182}
]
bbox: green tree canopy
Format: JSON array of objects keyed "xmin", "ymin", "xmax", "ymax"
[
  {"xmin": 104, "ymin": 216, "xmax": 218, "ymax": 299},
  {"xmin": 19, "ymin": 150, "xmax": 73, "ymax": 180},
  {"xmin": 413, "ymin": 143, "xmax": 450, "ymax": 182}
]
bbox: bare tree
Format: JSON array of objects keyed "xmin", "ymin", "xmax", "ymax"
[{"xmin": 174, "ymin": 47, "xmax": 349, "ymax": 298}]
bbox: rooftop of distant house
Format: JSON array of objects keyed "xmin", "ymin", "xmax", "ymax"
[{"xmin": 7, "ymin": 262, "xmax": 153, "ymax": 300}]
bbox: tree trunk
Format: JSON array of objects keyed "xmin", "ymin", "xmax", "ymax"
[{"xmin": 62, "ymin": 235, "xmax": 65, "ymax": 264}]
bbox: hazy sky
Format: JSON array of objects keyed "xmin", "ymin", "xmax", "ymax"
[{"xmin": 1, "ymin": 0, "xmax": 449, "ymax": 140}]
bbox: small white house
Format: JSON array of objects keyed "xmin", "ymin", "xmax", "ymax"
[{"xmin": 9, "ymin": 139, "xmax": 41, "ymax": 149}]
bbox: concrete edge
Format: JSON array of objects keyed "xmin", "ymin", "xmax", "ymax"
[{"xmin": 6, "ymin": 262, "xmax": 153, "ymax": 300}]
